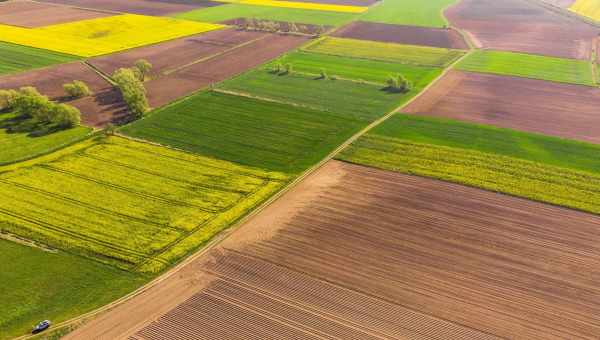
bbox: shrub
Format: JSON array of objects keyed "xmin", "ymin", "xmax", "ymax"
[
  {"xmin": 134, "ymin": 59, "xmax": 152, "ymax": 81},
  {"xmin": 0, "ymin": 89, "xmax": 18, "ymax": 111},
  {"xmin": 319, "ymin": 68, "xmax": 328, "ymax": 80},
  {"xmin": 386, "ymin": 73, "xmax": 412, "ymax": 93},
  {"xmin": 113, "ymin": 68, "xmax": 149, "ymax": 118},
  {"xmin": 50, "ymin": 103, "xmax": 81, "ymax": 128},
  {"xmin": 282, "ymin": 63, "xmax": 293, "ymax": 75},
  {"xmin": 63, "ymin": 80, "xmax": 92, "ymax": 99}
]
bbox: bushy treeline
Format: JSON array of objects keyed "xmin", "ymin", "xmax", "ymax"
[{"xmin": 0, "ymin": 87, "xmax": 81, "ymax": 131}]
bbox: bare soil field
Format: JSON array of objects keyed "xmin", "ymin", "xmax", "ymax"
[
  {"xmin": 332, "ymin": 21, "xmax": 469, "ymax": 49},
  {"xmin": 541, "ymin": 0, "xmax": 575, "ymax": 7},
  {"xmin": 404, "ymin": 70, "xmax": 600, "ymax": 143},
  {"xmin": 445, "ymin": 0, "xmax": 600, "ymax": 59},
  {"xmin": 145, "ymin": 34, "xmax": 308, "ymax": 108},
  {"xmin": 66, "ymin": 161, "xmax": 600, "ymax": 340},
  {"xmin": 35, "ymin": 0, "xmax": 220, "ymax": 15},
  {"xmin": 89, "ymin": 29, "xmax": 266, "ymax": 78},
  {"xmin": 0, "ymin": 62, "xmax": 111, "ymax": 100},
  {"xmin": 70, "ymin": 89, "xmax": 129, "ymax": 127},
  {"xmin": 0, "ymin": 0, "xmax": 113, "ymax": 27}
]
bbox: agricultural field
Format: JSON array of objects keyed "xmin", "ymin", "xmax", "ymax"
[
  {"xmin": 218, "ymin": 69, "xmax": 410, "ymax": 120},
  {"xmin": 359, "ymin": 0, "xmax": 456, "ymax": 27},
  {"xmin": 0, "ymin": 239, "xmax": 146, "ymax": 339},
  {"xmin": 0, "ymin": 41, "xmax": 79, "ymax": 76},
  {"xmin": 0, "ymin": 0, "xmax": 113, "ymax": 28},
  {"xmin": 338, "ymin": 114, "xmax": 600, "ymax": 214},
  {"xmin": 404, "ymin": 70, "xmax": 600, "ymax": 143},
  {"xmin": 0, "ymin": 112, "xmax": 92, "ymax": 165},
  {"xmin": 0, "ymin": 135, "xmax": 286, "ymax": 273},
  {"xmin": 455, "ymin": 50, "xmax": 595, "ymax": 85},
  {"xmin": 0, "ymin": 14, "xmax": 224, "ymax": 57},
  {"xmin": 269, "ymin": 51, "xmax": 442, "ymax": 85},
  {"xmin": 80, "ymin": 161, "xmax": 600, "ymax": 339},
  {"xmin": 36, "ymin": 0, "xmax": 220, "ymax": 16},
  {"xmin": 570, "ymin": 0, "xmax": 600, "ymax": 20},
  {"xmin": 174, "ymin": 4, "xmax": 358, "ymax": 25},
  {"xmin": 332, "ymin": 21, "xmax": 469, "ymax": 49},
  {"xmin": 121, "ymin": 91, "xmax": 365, "ymax": 173},
  {"xmin": 446, "ymin": 0, "xmax": 600, "ymax": 59},
  {"xmin": 213, "ymin": 0, "xmax": 368, "ymax": 13},
  {"xmin": 303, "ymin": 37, "xmax": 465, "ymax": 67}
]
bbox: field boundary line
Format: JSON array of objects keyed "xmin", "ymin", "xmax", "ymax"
[
  {"xmin": 29, "ymin": 0, "xmax": 123, "ymax": 15},
  {"xmin": 16, "ymin": 32, "xmax": 474, "ymax": 340},
  {"xmin": 82, "ymin": 61, "xmax": 116, "ymax": 86}
]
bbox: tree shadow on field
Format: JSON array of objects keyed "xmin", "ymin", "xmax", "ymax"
[{"xmin": 0, "ymin": 112, "xmax": 63, "ymax": 137}]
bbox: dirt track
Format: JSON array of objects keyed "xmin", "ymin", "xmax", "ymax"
[
  {"xmin": 404, "ymin": 70, "xmax": 600, "ymax": 143},
  {"xmin": 35, "ymin": 0, "xmax": 220, "ymax": 15},
  {"xmin": 0, "ymin": 0, "xmax": 112, "ymax": 27},
  {"xmin": 332, "ymin": 21, "xmax": 469, "ymax": 49},
  {"xmin": 145, "ymin": 33, "xmax": 308, "ymax": 108},
  {"xmin": 66, "ymin": 161, "xmax": 600, "ymax": 339},
  {"xmin": 540, "ymin": 0, "xmax": 575, "ymax": 7},
  {"xmin": 445, "ymin": 0, "xmax": 599, "ymax": 59}
]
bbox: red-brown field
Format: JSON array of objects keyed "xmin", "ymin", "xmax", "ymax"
[
  {"xmin": 0, "ymin": 0, "xmax": 113, "ymax": 28},
  {"xmin": 65, "ymin": 161, "xmax": 600, "ymax": 340},
  {"xmin": 144, "ymin": 33, "xmax": 308, "ymax": 108},
  {"xmin": 35, "ymin": 0, "xmax": 220, "ymax": 15},
  {"xmin": 404, "ymin": 70, "xmax": 600, "ymax": 143},
  {"xmin": 0, "ymin": 62, "xmax": 129, "ymax": 127},
  {"xmin": 445, "ymin": 0, "xmax": 599, "ymax": 59},
  {"xmin": 89, "ymin": 29, "xmax": 266, "ymax": 78},
  {"xmin": 332, "ymin": 21, "xmax": 469, "ymax": 49}
]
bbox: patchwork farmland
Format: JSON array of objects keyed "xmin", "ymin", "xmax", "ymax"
[{"xmin": 3, "ymin": 0, "xmax": 600, "ymax": 338}]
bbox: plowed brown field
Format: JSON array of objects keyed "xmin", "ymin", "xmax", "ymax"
[
  {"xmin": 144, "ymin": 33, "xmax": 308, "ymax": 108},
  {"xmin": 35, "ymin": 0, "xmax": 220, "ymax": 15},
  {"xmin": 89, "ymin": 29, "xmax": 266, "ymax": 78},
  {"xmin": 66, "ymin": 161, "xmax": 600, "ymax": 340},
  {"xmin": 445, "ymin": 0, "xmax": 599, "ymax": 59},
  {"xmin": 332, "ymin": 21, "xmax": 468, "ymax": 49},
  {"xmin": 541, "ymin": 0, "xmax": 575, "ymax": 7},
  {"xmin": 0, "ymin": 0, "xmax": 113, "ymax": 27},
  {"xmin": 404, "ymin": 70, "xmax": 600, "ymax": 143}
]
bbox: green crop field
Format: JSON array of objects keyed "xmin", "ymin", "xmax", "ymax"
[
  {"xmin": 121, "ymin": 91, "xmax": 365, "ymax": 173},
  {"xmin": 0, "ymin": 135, "xmax": 286, "ymax": 273},
  {"xmin": 0, "ymin": 239, "xmax": 145, "ymax": 340},
  {"xmin": 303, "ymin": 37, "xmax": 465, "ymax": 67},
  {"xmin": 359, "ymin": 0, "xmax": 456, "ymax": 27},
  {"xmin": 0, "ymin": 42, "xmax": 79, "ymax": 75},
  {"xmin": 338, "ymin": 114, "xmax": 600, "ymax": 214},
  {"xmin": 455, "ymin": 50, "xmax": 595, "ymax": 86},
  {"xmin": 0, "ymin": 112, "xmax": 92, "ymax": 165},
  {"xmin": 269, "ymin": 51, "xmax": 442, "ymax": 86},
  {"xmin": 174, "ymin": 4, "xmax": 357, "ymax": 26},
  {"xmin": 218, "ymin": 69, "xmax": 414, "ymax": 120}
]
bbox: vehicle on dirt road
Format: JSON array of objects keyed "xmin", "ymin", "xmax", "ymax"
[{"xmin": 32, "ymin": 320, "xmax": 51, "ymax": 334}]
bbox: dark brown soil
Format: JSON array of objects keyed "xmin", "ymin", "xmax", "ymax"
[
  {"xmin": 332, "ymin": 21, "xmax": 469, "ymax": 49},
  {"xmin": 35, "ymin": 0, "xmax": 221, "ymax": 15},
  {"xmin": 0, "ymin": 0, "xmax": 113, "ymax": 28},
  {"xmin": 445, "ymin": 0, "xmax": 600, "ymax": 59},
  {"xmin": 145, "ymin": 34, "xmax": 308, "ymax": 108},
  {"xmin": 70, "ymin": 89, "xmax": 130, "ymax": 127},
  {"xmin": 404, "ymin": 70, "xmax": 600, "ymax": 143},
  {"xmin": 89, "ymin": 29, "xmax": 267, "ymax": 78},
  {"xmin": 67, "ymin": 161, "xmax": 600, "ymax": 339},
  {"xmin": 222, "ymin": 18, "xmax": 331, "ymax": 36}
]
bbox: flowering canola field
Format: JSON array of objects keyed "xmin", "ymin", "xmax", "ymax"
[{"xmin": 0, "ymin": 14, "xmax": 224, "ymax": 57}]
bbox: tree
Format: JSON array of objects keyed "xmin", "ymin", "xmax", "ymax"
[
  {"xmin": 0, "ymin": 89, "xmax": 18, "ymax": 111},
  {"xmin": 11, "ymin": 87, "xmax": 53, "ymax": 121},
  {"xmin": 134, "ymin": 59, "xmax": 152, "ymax": 81},
  {"xmin": 319, "ymin": 68, "xmax": 328, "ymax": 80},
  {"xmin": 386, "ymin": 74, "xmax": 412, "ymax": 93},
  {"xmin": 50, "ymin": 103, "xmax": 81, "ymax": 128},
  {"xmin": 282, "ymin": 63, "xmax": 293, "ymax": 75},
  {"xmin": 63, "ymin": 80, "xmax": 92, "ymax": 99},
  {"xmin": 289, "ymin": 22, "xmax": 298, "ymax": 34},
  {"xmin": 113, "ymin": 67, "xmax": 149, "ymax": 118}
]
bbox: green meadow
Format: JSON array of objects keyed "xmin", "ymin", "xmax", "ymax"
[
  {"xmin": 0, "ymin": 42, "xmax": 79, "ymax": 75},
  {"xmin": 359, "ymin": 0, "xmax": 457, "ymax": 27}
]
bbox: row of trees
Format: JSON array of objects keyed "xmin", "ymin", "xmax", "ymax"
[
  {"xmin": 236, "ymin": 18, "xmax": 326, "ymax": 36},
  {"xmin": 0, "ymin": 87, "xmax": 81, "ymax": 130}
]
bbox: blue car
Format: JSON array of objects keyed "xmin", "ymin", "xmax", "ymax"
[{"xmin": 32, "ymin": 320, "xmax": 51, "ymax": 334}]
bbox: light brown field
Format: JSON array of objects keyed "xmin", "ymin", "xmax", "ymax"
[
  {"xmin": 0, "ymin": 0, "xmax": 113, "ymax": 28},
  {"xmin": 66, "ymin": 161, "xmax": 600, "ymax": 339}
]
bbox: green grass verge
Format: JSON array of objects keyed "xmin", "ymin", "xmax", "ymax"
[
  {"xmin": 121, "ymin": 91, "xmax": 366, "ymax": 174},
  {"xmin": 0, "ymin": 135, "xmax": 286, "ymax": 273},
  {"xmin": 0, "ymin": 239, "xmax": 146, "ymax": 339},
  {"xmin": 174, "ymin": 4, "xmax": 357, "ymax": 26},
  {"xmin": 338, "ymin": 114, "xmax": 600, "ymax": 215},
  {"xmin": 268, "ymin": 51, "xmax": 442, "ymax": 86},
  {"xmin": 218, "ymin": 69, "xmax": 414, "ymax": 121},
  {"xmin": 303, "ymin": 37, "xmax": 465, "ymax": 67},
  {"xmin": 359, "ymin": 0, "xmax": 456, "ymax": 27},
  {"xmin": 455, "ymin": 50, "xmax": 595, "ymax": 86},
  {"xmin": 0, "ymin": 42, "xmax": 79, "ymax": 76},
  {"xmin": 0, "ymin": 112, "xmax": 92, "ymax": 165}
]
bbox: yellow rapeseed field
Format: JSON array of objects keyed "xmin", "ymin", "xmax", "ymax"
[
  {"xmin": 215, "ymin": 0, "xmax": 368, "ymax": 13},
  {"xmin": 570, "ymin": 0, "xmax": 600, "ymax": 21},
  {"xmin": 0, "ymin": 14, "xmax": 224, "ymax": 57}
]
